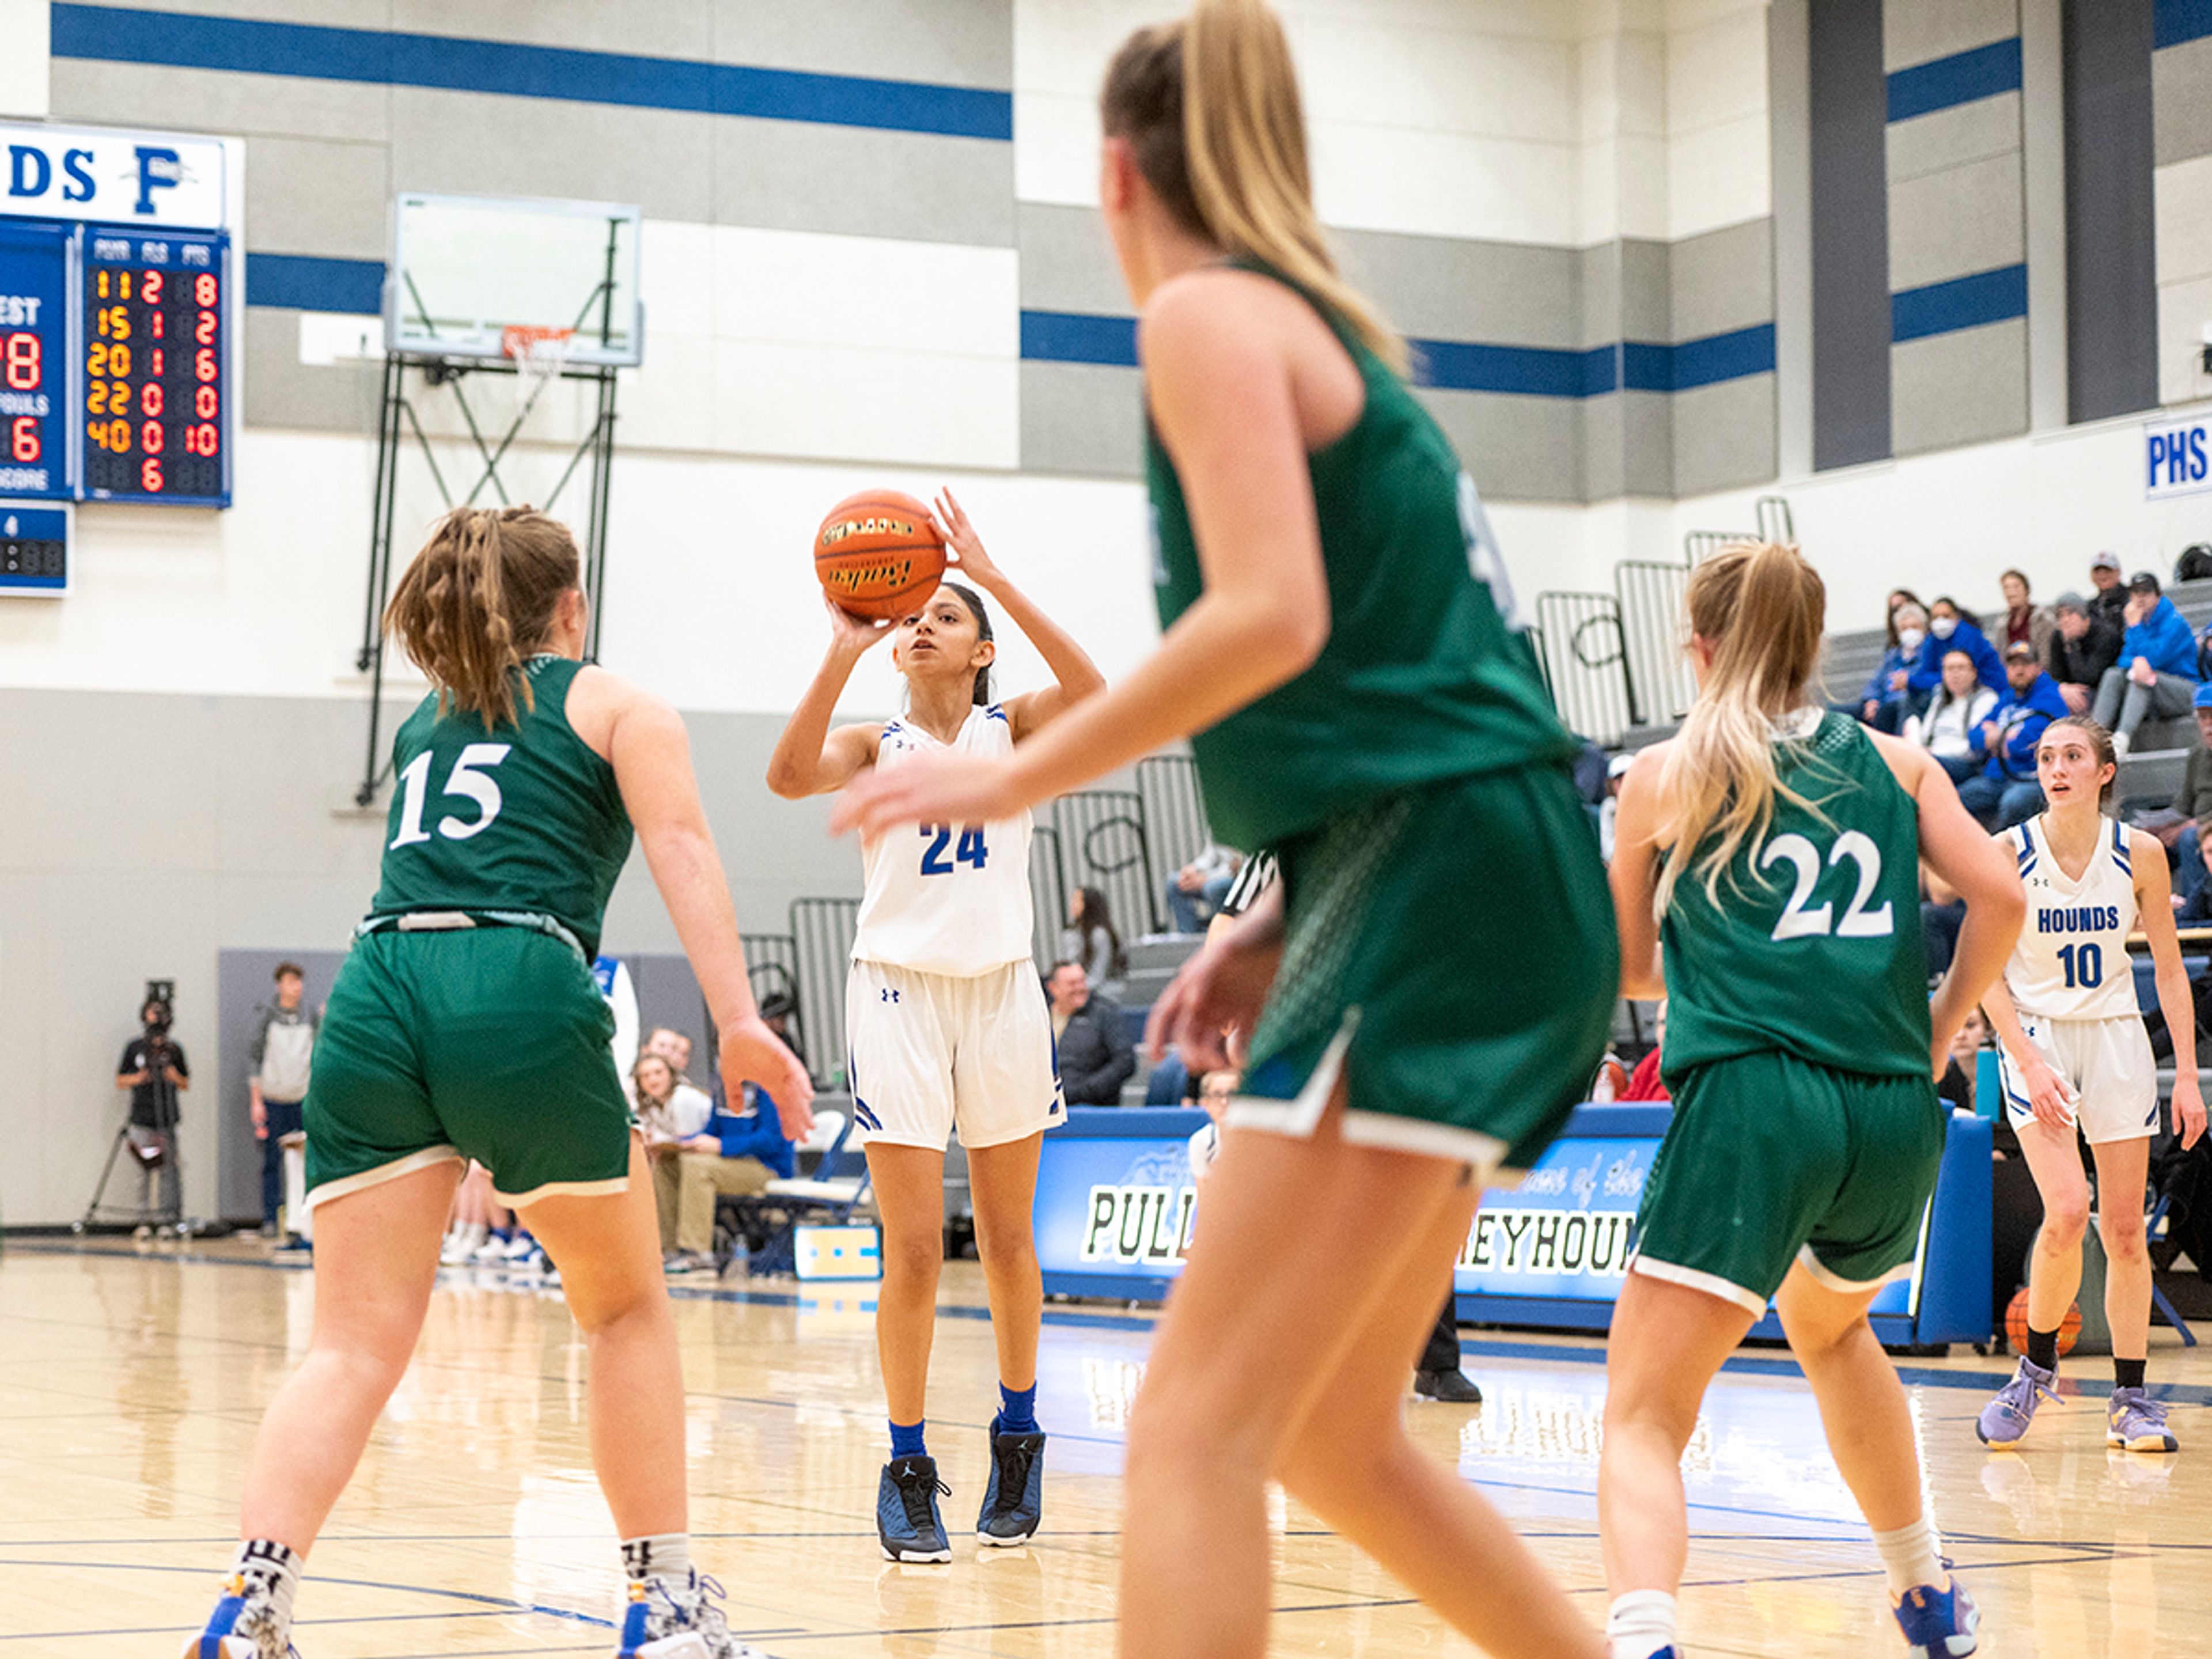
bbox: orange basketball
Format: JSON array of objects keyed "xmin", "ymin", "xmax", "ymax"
[
  {"xmin": 814, "ymin": 490, "xmax": 946, "ymax": 620},
  {"xmin": 2005, "ymin": 1289, "xmax": 2081, "ymax": 1358}
]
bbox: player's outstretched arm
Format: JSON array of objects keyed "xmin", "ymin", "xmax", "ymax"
[
  {"xmin": 931, "ymin": 488, "xmax": 1105, "ymax": 740},
  {"xmin": 1606, "ymin": 745, "xmax": 1669, "ymax": 1001},
  {"xmin": 1882, "ymin": 734, "xmax": 2026, "ymax": 1077},
  {"xmin": 2133, "ymin": 830, "xmax": 2207, "ymax": 1148},
  {"xmin": 600, "ymin": 680, "xmax": 814, "ymax": 1137},
  {"xmin": 766, "ymin": 595, "xmax": 887, "ymax": 800}
]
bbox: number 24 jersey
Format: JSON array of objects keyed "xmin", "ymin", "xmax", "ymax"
[
  {"xmin": 850, "ymin": 704, "xmax": 1035, "ymax": 978},
  {"xmin": 2002, "ymin": 813, "xmax": 2139, "ymax": 1021}
]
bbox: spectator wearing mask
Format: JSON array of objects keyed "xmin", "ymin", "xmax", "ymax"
[
  {"xmin": 1857, "ymin": 601, "xmax": 1929, "ymax": 733},
  {"xmin": 2092, "ymin": 570, "xmax": 2200, "ymax": 757},
  {"xmin": 2171, "ymin": 683, "xmax": 2212, "ymax": 915},
  {"xmin": 247, "ymin": 963, "xmax": 319, "ymax": 1240},
  {"xmin": 2087, "ymin": 550, "xmax": 2128, "ymax": 624},
  {"xmin": 1998, "ymin": 569, "xmax": 2054, "ymax": 662},
  {"xmin": 2044, "ymin": 590, "xmax": 2122, "ymax": 715},
  {"xmin": 664, "ymin": 1080, "xmax": 796, "ymax": 1275},
  {"xmin": 1047, "ymin": 960, "xmax": 1134, "ymax": 1105},
  {"xmin": 1903, "ymin": 648, "xmax": 1999, "ymax": 782},
  {"xmin": 1911, "ymin": 597, "xmax": 2005, "ymax": 698},
  {"xmin": 1958, "ymin": 642, "xmax": 2067, "ymax": 829}
]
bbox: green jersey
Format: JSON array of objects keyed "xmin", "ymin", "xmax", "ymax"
[
  {"xmin": 1147, "ymin": 266, "xmax": 1575, "ymax": 851},
  {"xmin": 1660, "ymin": 711, "xmax": 1930, "ymax": 1080},
  {"xmin": 368, "ymin": 655, "xmax": 632, "ymax": 959}
]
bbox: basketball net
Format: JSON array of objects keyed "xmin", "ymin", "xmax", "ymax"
[{"xmin": 501, "ymin": 324, "xmax": 576, "ymax": 410}]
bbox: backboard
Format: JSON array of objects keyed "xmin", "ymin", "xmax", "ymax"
[{"xmin": 384, "ymin": 192, "xmax": 644, "ymax": 367}]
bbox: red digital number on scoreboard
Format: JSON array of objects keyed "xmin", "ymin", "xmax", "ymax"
[{"xmin": 78, "ymin": 234, "xmax": 229, "ymax": 505}]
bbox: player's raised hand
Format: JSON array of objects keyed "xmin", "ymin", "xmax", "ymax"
[
  {"xmin": 719, "ymin": 1014, "xmax": 815, "ymax": 1142},
  {"xmin": 831, "ymin": 749, "xmax": 1023, "ymax": 839},
  {"xmin": 2174, "ymin": 1078, "xmax": 2206, "ymax": 1150},
  {"xmin": 933, "ymin": 488, "xmax": 999, "ymax": 586},
  {"xmin": 824, "ymin": 590, "xmax": 892, "ymax": 655}
]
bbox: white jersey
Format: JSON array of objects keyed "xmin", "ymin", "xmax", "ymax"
[
  {"xmin": 2003, "ymin": 813, "xmax": 2141, "ymax": 1021},
  {"xmin": 850, "ymin": 704, "xmax": 1035, "ymax": 978}
]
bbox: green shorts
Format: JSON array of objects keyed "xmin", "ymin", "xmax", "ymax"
[
  {"xmin": 303, "ymin": 926, "xmax": 632, "ymax": 1209},
  {"xmin": 1631, "ymin": 1050, "xmax": 1944, "ymax": 1314},
  {"xmin": 1234, "ymin": 764, "xmax": 1619, "ymax": 1174}
]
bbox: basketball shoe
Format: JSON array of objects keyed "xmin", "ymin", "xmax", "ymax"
[
  {"xmin": 2107, "ymin": 1386, "xmax": 2178, "ymax": 1452},
  {"xmin": 1975, "ymin": 1357, "xmax": 2057, "ymax": 1445},
  {"xmin": 616, "ymin": 1569, "xmax": 767, "ymax": 1659},
  {"xmin": 975, "ymin": 1415, "xmax": 1046, "ymax": 1546},
  {"xmin": 1892, "ymin": 1573, "xmax": 1979, "ymax": 1657},
  {"xmin": 181, "ymin": 1570, "xmax": 293, "ymax": 1659},
  {"xmin": 877, "ymin": 1455, "xmax": 952, "ymax": 1563}
]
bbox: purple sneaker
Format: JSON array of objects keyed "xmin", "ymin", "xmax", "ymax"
[
  {"xmin": 1976, "ymin": 1357, "xmax": 2056, "ymax": 1446},
  {"xmin": 1895, "ymin": 1574, "xmax": 1979, "ymax": 1657},
  {"xmin": 2107, "ymin": 1385, "xmax": 2177, "ymax": 1452}
]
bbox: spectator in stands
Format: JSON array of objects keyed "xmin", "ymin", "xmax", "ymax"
[
  {"xmin": 1936, "ymin": 1006, "xmax": 1990, "ymax": 1114},
  {"xmin": 1958, "ymin": 642, "xmax": 2066, "ymax": 830},
  {"xmin": 1903, "ymin": 647, "xmax": 1999, "ymax": 782},
  {"xmin": 1165, "ymin": 844, "xmax": 1242, "ymax": 934},
  {"xmin": 1620, "ymin": 1001, "xmax": 1669, "ymax": 1103},
  {"xmin": 247, "ymin": 963, "xmax": 318, "ymax": 1241},
  {"xmin": 643, "ymin": 1025, "xmax": 695, "ymax": 1080},
  {"xmin": 1998, "ymin": 569, "xmax": 2054, "ymax": 662},
  {"xmin": 634, "ymin": 1052, "xmax": 714, "ymax": 1259},
  {"xmin": 2088, "ymin": 550, "xmax": 2128, "ymax": 623},
  {"xmin": 1922, "ymin": 865, "xmax": 1967, "ymax": 982},
  {"xmin": 2170, "ymin": 684, "xmax": 2212, "ymax": 914},
  {"xmin": 2045, "ymin": 591, "xmax": 2122, "ymax": 715},
  {"xmin": 1063, "ymin": 885, "xmax": 1128, "ymax": 996},
  {"xmin": 664, "ymin": 1080, "xmax": 796, "ymax": 1275},
  {"xmin": 1857, "ymin": 601, "xmax": 1928, "ymax": 733},
  {"xmin": 756, "ymin": 990, "xmax": 806, "ymax": 1076},
  {"xmin": 1912, "ymin": 597, "xmax": 2005, "ymax": 699},
  {"xmin": 1048, "ymin": 960, "xmax": 1135, "ymax": 1105},
  {"xmin": 2092, "ymin": 570, "xmax": 2200, "ymax": 757},
  {"xmin": 1598, "ymin": 751, "xmax": 1632, "ymax": 859}
]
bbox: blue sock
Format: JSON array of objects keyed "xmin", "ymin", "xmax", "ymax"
[
  {"xmin": 889, "ymin": 1419, "xmax": 927, "ymax": 1459},
  {"xmin": 998, "ymin": 1382, "xmax": 1038, "ymax": 1435}
]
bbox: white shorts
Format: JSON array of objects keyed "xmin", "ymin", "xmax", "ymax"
[
  {"xmin": 1998, "ymin": 1012, "xmax": 2161, "ymax": 1145},
  {"xmin": 845, "ymin": 959, "xmax": 1063, "ymax": 1151}
]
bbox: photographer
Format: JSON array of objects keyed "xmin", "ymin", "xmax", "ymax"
[{"xmin": 115, "ymin": 994, "xmax": 189, "ymax": 1221}]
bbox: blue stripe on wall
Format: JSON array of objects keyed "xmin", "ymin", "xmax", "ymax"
[
  {"xmin": 1016, "ymin": 311, "xmax": 1775, "ymax": 397},
  {"xmin": 245, "ymin": 252, "xmax": 385, "ymax": 314},
  {"xmin": 1891, "ymin": 264, "xmax": 2028, "ymax": 342},
  {"xmin": 2157, "ymin": 0, "xmax": 2212, "ymax": 46},
  {"xmin": 1885, "ymin": 36, "xmax": 2023, "ymax": 122},
  {"xmin": 48, "ymin": 3, "xmax": 1013, "ymax": 141}
]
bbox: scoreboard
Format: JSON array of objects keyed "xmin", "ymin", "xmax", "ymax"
[
  {"xmin": 0, "ymin": 219, "xmax": 66, "ymax": 501},
  {"xmin": 82, "ymin": 231, "xmax": 230, "ymax": 505}
]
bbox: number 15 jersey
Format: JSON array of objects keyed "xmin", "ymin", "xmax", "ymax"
[
  {"xmin": 850, "ymin": 705, "xmax": 1035, "ymax": 978},
  {"xmin": 2002, "ymin": 813, "xmax": 2139, "ymax": 1021},
  {"xmin": 1660, "ymin": 710, "xmax": 1930, "ymax": 1081}
]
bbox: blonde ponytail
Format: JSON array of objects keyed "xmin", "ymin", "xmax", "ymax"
[
  {"xmin": 1102, "ymin": 0, "xmax": 1407, "ymax": 376},
  {"xmin": 1652, "ymin": 540, "xmax": 1829, "ymax": 915},
  {"xmin": 384, "ymin": 505, "xmax": 581, "ymax": 731}
]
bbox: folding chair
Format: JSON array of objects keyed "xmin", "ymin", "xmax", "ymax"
[
  {"xmin": 2149, "ymin": 1192, "xmax": 2198, "ymax": 1347},
  {"xmin": 724, "ymin": 1111, "xmax": 874, "ymax": 1277}
]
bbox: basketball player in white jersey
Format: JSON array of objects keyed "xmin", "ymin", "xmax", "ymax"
[
  {"xmin": 767, "ymin": 490, "xmax": 1103, "ymax": 1560},
  {"xmin": 1976, "ymin": 715, "xmax": 2205, "ymax": 1451}
]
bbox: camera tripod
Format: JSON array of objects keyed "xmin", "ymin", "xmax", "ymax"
[{"xmin": 77, "ymin": 1036, "xmax": 193, "ymax": 1236}]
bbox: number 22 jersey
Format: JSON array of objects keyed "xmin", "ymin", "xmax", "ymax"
[
  {"xmin": 2002, "ymin": 813, "xmax": 2139, "ymax": 1021},
  {"xmin": 850, "ymin": 704, "xmax": 1035, "ymax": 978}
]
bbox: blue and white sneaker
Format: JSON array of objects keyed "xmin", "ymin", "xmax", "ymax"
[
  {"xmin": 975, "ymin": 1415, "xmax": 1046, "ymax": 1546},
  {"xmin": 1893, "ymin": 1573, "xmax": 1979, "ymax": 1657},
  {"xmin": 2108, "ymin": 1386, "xmax": 2178, "ymax": 1452},
  {"xmin": 616, "ymin": 1568, "xmax": 768, "ymax": 1659},
  {"xmin": 1975, "ymin": 1357, "xmax": 2057, "ymax": 1446},
  {"xmin": 877, "ymin": 1455, "xmax": 952, "ymax": 1563},
  {"xmin": 181, "ymin": 1573, "xmax": 294, "ymax": 1659}
]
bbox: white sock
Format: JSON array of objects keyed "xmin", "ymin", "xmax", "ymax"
[
  {"xmin": 1872, "ymin": 1513, "xmax": 1945, "ymax": 1597},
  {"xmin": 228, "ymin": 1539, "xmax": 301, "ymax": 1635},
  {"xmin": 621, "ymin": 1532, "xmax": 691, "ymax": 1584},
  {"xmin": 1606, "ymin": 1589, "xmax": 1676, "ymax": 1659}
]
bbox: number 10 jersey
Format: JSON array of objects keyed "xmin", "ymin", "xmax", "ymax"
[
  {"xmin": 1660, "ymin": 710, "xmax": 1931, "ymax": 1081},
  {"xmin": 850, "ymin": 705, "xmax": 1036, "ymax": 978},
  {"xmin": 2002, "ymin": 813, "xmax": 2140, "ymax": 1021}
]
